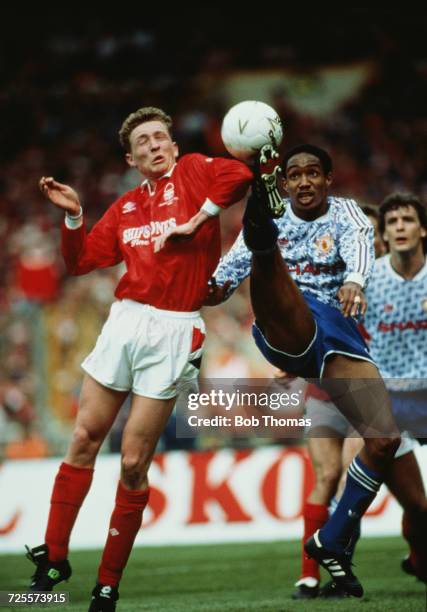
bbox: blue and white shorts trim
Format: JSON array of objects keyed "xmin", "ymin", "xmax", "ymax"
[{"xmin": 252, "ymin": 292, "xmax": 375, "ymax": 378}]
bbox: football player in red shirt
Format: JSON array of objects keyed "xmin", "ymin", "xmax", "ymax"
[{"xmin": 26, "ymin": 107, "xmax": 252, "ymax": 612}]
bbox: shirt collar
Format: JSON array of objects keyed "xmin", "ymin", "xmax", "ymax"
[
  {"xmin": 286, "ymin": 196, "xmax": 331, "ymax": 224},
  {"xmin": 141, "ymin": 163, "xmax": 177, "ymax": 195},
  {"xmin": 385, "ymin": 253, "xmax": 427, "ymax": 282}
]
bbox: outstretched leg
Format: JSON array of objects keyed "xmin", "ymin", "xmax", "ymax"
[
  {"xmin": 250, "ymin": 248, "xmax": 316, "ymax": 355},
  {"xmin": 243, "ymin": 166, "xmax": 316, "ymax": 357}
]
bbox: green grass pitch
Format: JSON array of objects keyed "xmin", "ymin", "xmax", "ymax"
[{"xmin": 1, "ymin": 537, "xmax": 425, "ymax": 611}]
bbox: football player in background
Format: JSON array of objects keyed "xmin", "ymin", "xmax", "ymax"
[{"xmin": 363, "ymin": 192, "xmax": 427, "ymax": 584}]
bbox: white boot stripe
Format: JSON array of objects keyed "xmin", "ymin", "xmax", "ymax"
[{"xmin": 313, "ymin": 531, "xmax": 322, "ymax": 548}]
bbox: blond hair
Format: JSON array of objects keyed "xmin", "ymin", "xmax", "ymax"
[{"xmin": 119, "ymin": 107, "xmax": 173, "ymax": 151}]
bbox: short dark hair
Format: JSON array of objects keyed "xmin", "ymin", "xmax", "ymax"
[
  {"xmin": 283, "ymin": 144, "xmax": 332, "ymax": 176},
  {"xmin": 379, "ymin": 192, "xmax": 427, "ymax": 236},
  {"xmin": 361, "ymin": 205, "xmax": 379, "ymax": 220}
]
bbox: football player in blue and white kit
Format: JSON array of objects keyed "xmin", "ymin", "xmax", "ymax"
[
  {"xmin": 364, "ymin": 192, "xmax": 427, "ymax": 583},
  {"xmin": 207, "ymin": 144, "xmax": 401, "ymax": 597}
]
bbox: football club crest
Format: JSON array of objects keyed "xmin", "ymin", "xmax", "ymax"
[
  {"xmin": 159, "ymin": 182, "xmax": 177, "ymax": 207},
  {"xmin": 314, "ymin": 234, "xmax": 334, "ymax": 255}
]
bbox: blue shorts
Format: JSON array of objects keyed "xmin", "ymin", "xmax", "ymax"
[
  {"xmin": 252, "ymin": 292, "xmax": 375, "ymax": 378},
  {"xmin": 390, "ymin": 390, "xmax": 427, "ymax": 438}
]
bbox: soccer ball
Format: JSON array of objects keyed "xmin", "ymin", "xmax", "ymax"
[{"xmin": 221, "ymin": 100, "xmax": 283, "ymax": 162}]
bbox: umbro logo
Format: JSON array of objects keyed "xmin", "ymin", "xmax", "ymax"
[
  {"xmin": 109, "ymin": 528, "xmax": 120, "ymax": 536},
  {"xmin": 122, "ymin": 201, "xmax": 137, "ymax": 214}
]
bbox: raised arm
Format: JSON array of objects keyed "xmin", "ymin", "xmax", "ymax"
[
  {"xmin": 39, "ymin": 176, "xmax": 82, "ymax": 216},
  {"xmin": 40, "ymin": 176, "xmax": 123, "ymax": 275}
]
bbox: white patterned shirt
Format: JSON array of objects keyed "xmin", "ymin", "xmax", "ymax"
[
  {"xmin": 214, "ymin": 196, "xmax": 374, "ymax": 310},
  {"xmin": 364, "ymin": 254, "xmax": 427, "ymax": 391}
]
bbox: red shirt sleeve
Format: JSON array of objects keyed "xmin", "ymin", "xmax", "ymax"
[
  {"xmin": 206, "ymin": 157, "xmax": 253, "ymax": 209},
  {"xmin": 183, "ymin": 154, "xmax": 253, "ymax": 210},
  {"xmin": 61, "ymin": 202, "xmax": 123, "ymax": 275}
]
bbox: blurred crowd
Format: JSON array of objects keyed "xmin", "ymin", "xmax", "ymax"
[{"xmin": 1, "ymin": 16, "xmax": 426, "ymax": 457}]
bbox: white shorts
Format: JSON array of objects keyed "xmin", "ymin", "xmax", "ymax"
[
  {"xmin": 81, "ymin": 299, "xmax": 205, "ymax": 399},
  {"xmin": 305, "ymin": 398, "xmax": 418, "ymax": 458},
  {"xmin": 395, "ymin": 433, "xmax": 418, "ymax": 458},
  {"xmin": 305, "ymin": 397, "xmax": 353, "ymax": 437}
]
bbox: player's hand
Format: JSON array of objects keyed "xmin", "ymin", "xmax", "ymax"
[
  {"xmin": 39, "ymin": 177, "xmax": 81, "ymax": 215},
  {"xmin": 153, "ymin": 210, "xmax": 211, "ymax": 253},
  {"xmin": 203, "ymin": 278, "xmax": 231, "ymax": 306},
  {"xmin": 153, "ymin": 220, "xmax": 196, "ymax": 253},
  {"xmin": 337, "ymin": 282, "xmax": 367, "ymax": 318}
]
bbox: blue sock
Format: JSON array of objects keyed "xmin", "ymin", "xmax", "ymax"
[
  {"xmin": 329, "ymin": 495, "xmax": 361, "ymax": 561},
  {"xmin": 328, "ymin": 495, "xmax": 338, "ymax": 515},
  {"xmin": 319, "ymin": 457, "xmax": 381, "ymax": 554},
  {"xmin": 345, "ymin": 519, "xmax": 361, "ymax": 561}
]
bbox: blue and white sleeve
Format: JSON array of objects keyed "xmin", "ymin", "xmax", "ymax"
[
  {"xmin": 338, "ymin": 199, "xmax": 375, "ymax": 288},
  {"xmin": 213, "ymin": 230, "xmax": 252, "ymax": 298}
]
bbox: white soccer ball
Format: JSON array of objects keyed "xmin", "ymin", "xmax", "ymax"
[{"xmin": 221, "ymin": 100, "xmax": 283, "ymax": 162}]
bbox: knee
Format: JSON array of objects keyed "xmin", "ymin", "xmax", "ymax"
[
  {"xmin": 366, "ymin": 436, "xmax": 401, "ymax": 463},
  {"xmin": 71, "ymin": 425, "xmax": 101, "ymax": 454},
  {"xmin": 121, "ymin": 453, "xmax": 149, "ymax": 489}
]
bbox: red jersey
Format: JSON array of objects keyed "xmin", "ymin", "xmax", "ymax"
[{"xmin": 61, "ymin": 153, "xmax": 252, "ymax": 311}]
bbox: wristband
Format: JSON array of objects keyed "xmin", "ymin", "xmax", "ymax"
[
  {"xmin": 344, "ymin": 272, "xmax": 365, "ymax": 288},
  {"xmin": 65, "ymin": 206, "xmax": 83, "ymax": 229},
  {"xmin": 201, "ymin": 199, "xmax": 222, "ymax": 217}
]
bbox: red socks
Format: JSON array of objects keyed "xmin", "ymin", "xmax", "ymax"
[
  {"xmin": 300, "ymin": 502, "xmax": 329, "ymax": 582},
  {"xmin": 44, "ymin": 463, "xmax": 149, "ymax": 587},
  {"xmin": 98, "ymin": 482, "xmax": 150, "ymax": 587},
  {"xmin": 45, "ymin": 462, "xmax": 94, "ymax": 561}
]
